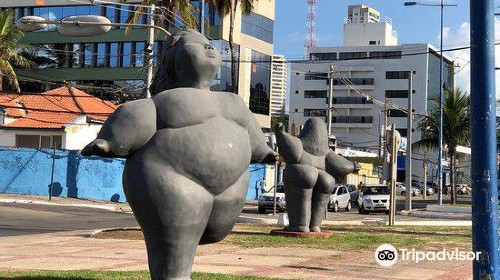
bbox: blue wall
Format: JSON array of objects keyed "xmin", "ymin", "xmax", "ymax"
[{"xmin": 0, "ymin": 148, "xmax": 266, "ymax": 202}]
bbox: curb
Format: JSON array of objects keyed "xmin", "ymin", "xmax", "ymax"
[
  {"xmin": 0, "ymin": 198, "xmax": 129, "ymax": 212},
  {"xmin": 376, "ymin": 220, "xmax": 472, "ymax": 226}
]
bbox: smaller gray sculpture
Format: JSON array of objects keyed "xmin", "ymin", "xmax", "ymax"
[{"xmin": 275, "ymin": 118, "xmax": 360, "ymax": 233}]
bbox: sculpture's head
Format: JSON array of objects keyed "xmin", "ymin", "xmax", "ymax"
[
  {"xmin": 151, "ymin": 29, "xmax": 222, "ymax": 95},
  {"xmin": 299, "ymin": 118, "xmax": 330, "ymax": 156}
]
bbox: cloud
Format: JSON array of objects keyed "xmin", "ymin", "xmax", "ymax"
[{"xmin": 441, "ymin": 21, "xmax": 500, "ymax": 98}]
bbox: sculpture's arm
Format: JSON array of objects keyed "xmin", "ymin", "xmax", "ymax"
[
  {"xmin": 246, "ymin": 109, "xmax": 278, "ymax": 164},
  {"xmin": 81, "ymin": 99, "xmax": 157, "ymax": 158},
  {"xmin": 325, "ymin": 150, "xmax": 361, "ymax": 180},
  {"xmin": 274, "ymin": 122, "xmax": 303, "ymax": 164}
]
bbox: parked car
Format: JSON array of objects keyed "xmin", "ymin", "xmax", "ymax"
[
  {"xmin": 345, "ymin": 184, "xmax": 359, "ymax": 202},
  {"xmin": 357, "ymin": 184, "xmax": 390, "ymax": 214},
  {"xmin": 258, "ymin": 184, "xmax": 286, "ymax": 214},
  {"xmin": 395, "ymin": 182, "xmax": 421, "ymax": 196},
  {"xmin": 456, "ymin": 184, "xmax": 471, "ymax": 195},
  {"xmin": 411, "ymin": 181, "xmax": 435, "ymax": 195},
  {"xmin": 328, "ymin": 185, "xmax": 352, "ymax": 212}
]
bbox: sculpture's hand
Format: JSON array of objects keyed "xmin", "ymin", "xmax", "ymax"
[
  {"xmin": 261, "ymin": 150, "xmax": 279, "ymax": 164},
  {"xmin": 81, "ymin": 139, "xmax": 111, "ymax": 157}
]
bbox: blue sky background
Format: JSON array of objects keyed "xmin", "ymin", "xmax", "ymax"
[{"xmin": 274, "ymin": 0, "xmax": 471, "ymax": 57}]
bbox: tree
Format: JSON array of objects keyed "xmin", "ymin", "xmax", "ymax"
[
  {"xmin": 208, "ymin": 0, "xmax": 254, "ymax": 94},
  {"xmin": 131, "ymin": 0, "xmax": 197, "ymax": 29},
  {"xmin": 414, "ymin": 88, "xmax": 471, "ymax": 204},
  {"xmin": 0, "ymin": 9, "xmax": 33, "ymax": 92}
]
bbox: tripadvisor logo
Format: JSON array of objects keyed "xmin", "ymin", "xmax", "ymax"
[
  {"xmin": 375, "ymin": 244, "xmax": 398, "ymax": 267},
  {"xmin": 375, "ymin": 244, "xmax": 482, "ymax": 267}
]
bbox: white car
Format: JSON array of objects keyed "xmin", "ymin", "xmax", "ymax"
[
  {"xmin": 357, "ymin": 184, "xmax": 390, "ymax": 214},
  {"xmin": 395, "ymin": 182, "xmax": 421, "ymax": 196},
  {"xmin": 328, "ymin": 185, "xmax": 352, "ymax": 212},
  {"xmin": 258, "ymin": 185, "xmax": 286, "ymax": 214}
]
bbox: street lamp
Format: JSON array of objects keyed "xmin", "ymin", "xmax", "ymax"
[
  {"xmin": 16, "ymin": 11, "xmax": 170, "ymax": 98},
  {"xmin": 404, "ymin": 0, "xmax": 457, "ymax": 206}
]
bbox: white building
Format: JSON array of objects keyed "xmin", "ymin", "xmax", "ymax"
[
  {"xmin": 270, "ymin": 55, "xmax": 287, "ymax": 117},
  {"xmin": 344, "ymin": 5, "xmax": 398, "ymax": 47},
  {"xmin": 289, "ymin": 5, "xmax": 455, "ymax": 182},
  {"xmin": 0, "ymin": 87, "xmax": 116, "ymax": 150}
]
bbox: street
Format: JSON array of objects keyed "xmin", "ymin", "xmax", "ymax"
[{"xmin": 0, "ymin": 203, "xmax": 137, "ymax": 237}]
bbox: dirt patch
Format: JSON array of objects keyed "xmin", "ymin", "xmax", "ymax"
[{"xmin": 93, "ymin": 228, "xmax": 144, "ymax": 240}]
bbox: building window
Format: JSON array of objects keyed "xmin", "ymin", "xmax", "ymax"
[
  {"xmin": 305, "ymin": 72, "xmax": 328, "ymax": 80},
  {"xmin": 210, "ymin": 40, "xmax": 239, "ymax": 93},
  {"xmin": 339, "ymin": 52, "xmax": 368, "ymax": 60},
  {"xmin": 310, "ymin": 53, "xmax": 337, "ymax": 61},
  {"xmin": 304, "ymin": 90, "xmax": 327, "ymax": 98},
  {"xmin": 369, "ymin": 51, "xmax": 402, "ymax": 59},
  {"xmin": 249, "ymin": 50, "xmax": 271, "ymax": 115},
  {"xmin": 332, "ymin": 97, "xmax": 373, "ymax": 105},
  {"xmin": 386, "ymin": 71, "xmax": 410, "ymax": 79},
  {"xmin": 333, "ymin": 78, "xmax": 374, "ymax": 86},
  {"xmin": 388, "ymin": 109, "xmax": 408, "ymax": 118},
  {"xmin": 396, "ymin": 129, "xmax": 408, "ymax": 137},
  {"xmin": 241, "ymin": 12, "xmax": 274, "ymax": 44},
  {"xmin": 15, "ymin": 135, "xmax": 62, "ymax": 149},
  {"xmin": 304, "ymin": 109, "xmax": 326, "ymax": 117},
  {"xmin": 385, "ymin": 90, "xmax": 408, "ymax": 98},
  {"xmin": 332, "ymin": 116, "xmax": 373, "ymax": 124},
  {"xmin": 369, "ymin": 40, "xmax": 377, "ymax": 45}
]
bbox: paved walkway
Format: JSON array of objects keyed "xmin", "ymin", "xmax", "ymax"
[{"xmin": 0, "ymin": 230, "xmax": 472, "ymax": 280}]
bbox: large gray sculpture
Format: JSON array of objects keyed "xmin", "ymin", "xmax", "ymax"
[
  {"xmin": 82, "ymin": 29, "xmax": 278, "ymax": 280},
  {"xmin": 275, "ymin": 119, "xmax": 359, "ymax": 233}
]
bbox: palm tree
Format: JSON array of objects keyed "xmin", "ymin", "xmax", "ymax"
[
  {"xmin": 414, "ymin": 88, "xmax": 471, "ymax": 204},
  {"xmin": 208, "ymin": 0, "xmax": 254, "ymax": 94},
  {"xmin": 0, "ymin": 9, "xmax": 33, "ymax": 92},
  {"xmin": 130, "ymin": 0, "xmax": 197, "ymax": 30}
]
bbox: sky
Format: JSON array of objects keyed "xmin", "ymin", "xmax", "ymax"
[{"xmin": 273, "ymin": 0, "xmax": 494, "ymax": 94}]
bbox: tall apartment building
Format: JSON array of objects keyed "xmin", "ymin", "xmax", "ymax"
[
  {"xmin": 270, "ymin": 54, "xmax": 287, "ymax": 117},
  {"xmin": 289, "ymin": 5, "xmax": 455, "ymax": 180},
  {"xmin": 1, "ymin": 0, "xmax": 275, "ymax": 128}
]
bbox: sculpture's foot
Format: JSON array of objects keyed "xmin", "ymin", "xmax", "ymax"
[
  {"xmin": 284, "ymin": 225, "xmax": 310, "ymax": 233},
  {"xmin": 309, "ymin": 226, "xmax": 321, "ymax": 233}
]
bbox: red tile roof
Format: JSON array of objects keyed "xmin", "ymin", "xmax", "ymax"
[{"xmin": 0, "ymin": 87, "xmax": 118, "ymax": 129}]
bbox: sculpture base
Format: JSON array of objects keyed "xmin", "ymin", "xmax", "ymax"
[{"xmin": 270, "ymin": 229, "xmax": 333, "ymax": 238}]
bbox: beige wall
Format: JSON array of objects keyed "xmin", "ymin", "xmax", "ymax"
[{"xmin": 63, "ymin": 117, "xmax": 102, "ymax": 150}]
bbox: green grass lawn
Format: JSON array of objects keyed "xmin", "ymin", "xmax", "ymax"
[
  {"xmin": 0, "ymin": 271, "xmax": 294, "ymax": 280},
  {"xmin": 223, "ymin": 224, "xmax": 471, "ymax": 251},
  {"xmin": 93, "ymin": 224, "xmax": 472, "ymax": 253}
]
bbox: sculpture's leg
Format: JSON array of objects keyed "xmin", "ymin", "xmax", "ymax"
[
  {"xmin": 283, "ymin": 164, "xmax": 319, "ymax": 232},
  {"xmin": 310, "ymin": 171, "xmax": 336, "ymax": 232},
  {"xmin": 124, "ymin": 163, "xmax": 213, "ymax": 280},
  {"xmin": 200, "ymin": 170, "xmax": 249, "ymax": 244}
]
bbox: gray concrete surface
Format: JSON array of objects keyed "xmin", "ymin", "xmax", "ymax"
[{"xmin": 0, "ymin": 202, "xmax": 137, "ymax": 237}]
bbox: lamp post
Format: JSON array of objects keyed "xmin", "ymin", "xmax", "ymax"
[
  {"xmin": 17, "ymin": 13, "xmax": 170, "ymax": 98},
  {"xmin": 404, "ymin": 0, "xmax": 457, "ymax": 205},
  {"xmin": 471, "ymin": 1, "xmax": 499, "ymax": 278}
]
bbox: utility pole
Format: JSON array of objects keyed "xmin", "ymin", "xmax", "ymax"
[
  {"xmin": 389, "ymin": 124, "xmax": 398, "ymax": 226},
  {"xmin": 145, "ymin": 4, "xmax": 156, "ymax": 98},
  {"xmin": 199, "ymin": 0, "xmax": 205, "ymax": 35},
  {"xmin": 273, "ymin": 145, "xmax": 279, "ymax": 216},
  {"xmin": 423, "ymin": 144, "xmax": 428, "ymax": 200},
  {"xmin": 405, "ymin": 72, "xmax": 413, "ymax": 211},
  {"xmin": 471, "ymin": 0, "xmax": 499, "ymax": 278},
  {"xmin": 437, "ymin": 0, "xmax": 444, "ymax": 206},
  {"xmin": 327, "ymin": 65, "xmax": 334, "ymax": 136}
]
